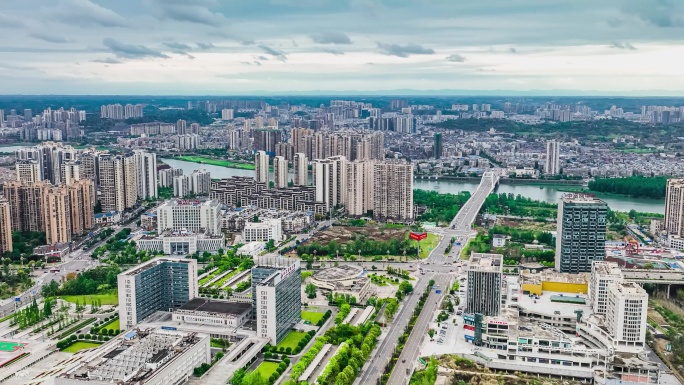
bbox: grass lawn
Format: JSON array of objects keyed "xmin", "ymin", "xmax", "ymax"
[
  {"xmin": 253, "ymin": 361, "xmax": 280, "ymax": 379},
  {"xmin": 176, "ymin": 156, "xmax": 255, "ymax": 170},
  {"xmin": 408, "ymin": 233, "xmax": 440, "ymax": 259},
  {"xmin": 301, "ymin": 311, "xmax": 325, "ymax": 325},
  {"xmin": 60, "ymin": 293, "xmax": 119, "ymax": 306},
  {"xmin": 101, "ymin": 319, "xmax": 120, "ymax": 331},
  {"xmin": 62, "ymin": 341, "xmax": 102, "ymax": 353},
  {"xmin": 275, "ymin": 331, "xmax": 308, "ymax": 351}
]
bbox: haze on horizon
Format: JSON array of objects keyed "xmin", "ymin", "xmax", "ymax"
[{"xmin": 1, "ymin": 0, "xmax": 683, "ymax": 95}]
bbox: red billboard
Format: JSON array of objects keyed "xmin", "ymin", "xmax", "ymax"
[{"xmin": 410, "ymin": 232, "xmax": 428, "ymax": 241}]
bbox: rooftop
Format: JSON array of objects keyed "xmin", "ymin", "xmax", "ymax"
[
  {"xmin": 177, "ymin": 298, "xmax": 252, "ymax": 315},
  {"xmin": 468, "ymin": 253, "xmax": 503, "ymax": 272},
  {"xmin": 517, "ymin": 290, "xmax": 593, "ymax": 318},
  {"xmin": 522, "ymin": 270, "xmax": 590, "ymax": 285},
  {"xmin": 121, "ymin": 257, "xmax": 192, "ymax": 276},
  {"xmin": 313, "ymin": 264, "xmax": 364, "ymax": 282},
  {"xmin": 561, "ymin": 193, "xmax": 607, "ymax": 205}
]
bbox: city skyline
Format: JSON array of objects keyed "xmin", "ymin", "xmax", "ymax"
[{"xmin": 2, "ymin": 1, "xmax": 684, "ymax": 95}]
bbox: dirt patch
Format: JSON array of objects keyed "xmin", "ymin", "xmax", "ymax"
[
  {"xmin": 499, "ymin": 219, "xmax": 556, "ymax": 232},
  {"xmin": 648, "ymin": 308, "xmax": 667, "ymax": 325},
  {"xmin": 311, "ymin": 225, "xmax": 407, "ymax": 243}
]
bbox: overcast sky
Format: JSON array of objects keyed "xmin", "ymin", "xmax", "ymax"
[{"xmin": 1, "ymin": 0, "xmax": 683, "ymax": 95}]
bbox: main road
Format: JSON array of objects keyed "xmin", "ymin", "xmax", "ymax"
[{"xmin": 358, "ymin": 170, "xmax": 500, "ymax": 385}]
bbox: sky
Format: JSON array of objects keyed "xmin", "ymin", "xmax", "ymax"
[{"xmin": 1, "ymin": 0, "xmax": 684, "ymax": 95}]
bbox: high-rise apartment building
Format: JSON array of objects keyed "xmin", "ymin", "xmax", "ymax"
[
  {"xmin": 176, "ymin": 119, "xmax": 187, "ymax": 135},
  {"xmin": 124, "ymin": 104, "xmax": 144, "ymax": 119},
  {"xmin": 0, "ymin": 199, "xmax": 13, "ymax": 253},
  {"xmin": 346, "ymin": 160, "xmax": 374, "ymax": 217},
  {"xmin": 156, "ymin": 199, "xmax": 221, "ymax": 235},
  {"xmin": 466, "ymin": 253, "xmax": 503, "ymax": 316},
  {"xmin": 665, "ymin": 179, "xmax": 684, "ymax": 237},
  {"xmin": 293, "ymin": 153, "xmax": 308, "ymax": 186},
  {"xmin": 4, "ymin": 180, "xmax": 49, "ymax": 232},
  {"xmin": 15, "ymin": 160, "xmax": 42, "ymax": 183},
  {"xmin": 159, "ymin": 168, "xmax": 183, "ymax": 188},
  {"xmin": 253, "ymin": 128, "xmax": 281, "ymax": 155},
  {"xmin": 252, "ymin": 257, "xmax": 301, "ymax": 344},
  {"xmin": 605, "ymin": 281, "xmax": 648, "ymax": 347},
  {"xmin": 312, "ymin": 156, "xmax": 347, "ymax": 212},
  {"xmin": 545, "ymin": 140, "xmax": 560, "ymax": 175},
  {"xmin": 134, "ymin": 150, "xmax": 158, "ymax": 199},
  {"xmin": 589, "ymin": 261, "xmax": 624, "ymax": 315},
  {"xmin": 100, "ymin": 104, "xmax": 124, "ymax": 119},
  {"xmin": 373, "ymin": 161, "xmax": 414, "ymax": 222},
  {"xmin": 434, "ymin": 132, "xmax": 443, "ymax": 159},
  {"xmin": 273, "ymin": 156, "xmax": 288, "ymax": 188},
  {"xmin": 118, "ymin": 258, "xmax": 198, "ymax": 329},
  {"xmin": 68, "ymin": 179, "xmax": 95, "ymax": 236},
  {"xmin": 255, "ymin": 151, "xmax": 269, "ymax": 184},
  {"xmin": 98, "ymin": 154, "xmax": 137, "ymax": 213},
  {"xmin": 556, "ymin": 194, "xmax": 607, "ymax": 273},
  {"xmin": 42, "ymin": 185, "xmax": 72, "ymax": 244},
  {"xmin": 16, "ymin": 142, "xmax": 77, "ymax": 185},
  {"xmin": 61, "ymin": 161, "xmax": 81, "ymax": 185},
  {"xmin": 221, "ymin": 109, "xmax": 234, "ymax": 120}
]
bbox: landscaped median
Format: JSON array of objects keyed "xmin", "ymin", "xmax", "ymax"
[
  {"xmin": 269, "ymin": 330, "xmax": 315, "ymax": 355},
  {"xmin": 231, "ymin": 355, "xmax": 290, "ymax": 385},
  {"xmin": 56, "ymin": 334, "xmax": 107, "ymax": 353},
  {"xmin": 175, "ymin": 156, "xmax": 255, "ymax": 170}
]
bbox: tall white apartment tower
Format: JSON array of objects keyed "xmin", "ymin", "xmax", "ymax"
[
  {"xmin": 312, "ymin": 156, "xmax": 347, "ymax": 212},
  {"xmin": 589, "ymin": 261, "xmax": 623, "ymax": 315},
  {"xmin": 545, "ymin": 140, "xmax": 560, "ymax": 175},
  {"xmin": 16, "ymin": 160, "xmax": 42, "ymax": 183},
  {"xmin": 273, "ymin": 156, "xmax": 288, "ymax": 188},
  {"xmin": 221, "ymin": 109, "xmax": 234, "ymax": 120},
  {"xmin": 665, "ymin": 179, "xmax": 684, "ymax": 237},
  {"xmin": 346, "ymin": 160, "xmax": 375, "ymax": 217},
  {"xmin": 605, "ymin": 281, "xmax": 648, "ymax": 347},
  {"xmin": 134, "ymin": 150, "xmax": 158, "ymax": 199},
  {"xmin": 293, "ymin": 153, "xmax": 308, "ymax": 186},
  {"xmin": 255, "ymin": 151, "xmax": 269, "ymax": 184}
]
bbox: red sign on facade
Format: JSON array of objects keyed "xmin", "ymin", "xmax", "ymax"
[{"xmin": 410, "ymin": 232, "xmax": 428, "ymax": 241}]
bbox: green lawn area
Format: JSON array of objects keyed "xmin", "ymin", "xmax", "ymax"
[
  {"xmin": 176, "ymin": 156, "xmax": 255, "ymax": 170},
  {"xmin": 101, "ymin": 319, "xmax": 120, "ymax": 331},
  {"xmin": 62, "ymin": 341, "xmax": 102, "ymax": 353},
  {"xmin": 301, "ymin": 311, "xmax": 325, "ymax": 325},
  {"xmin": 60, "ymin": 293, "xmax": 119, "ymax": 305},
  {"xmin": 253, "ymin": 361, "xmax": 280, "ymax": 379},
  {"xmin": 408, "ymin": 233, "xmax": 440, "ymax": 259},
  {"xmin": 276, "ymin": 331, "xmax": 308, "ymax": 350}
]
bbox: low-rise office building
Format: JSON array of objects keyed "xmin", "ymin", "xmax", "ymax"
[
  {"xmin": 136, "ymin": 230, "xmax": 225, "ymax": 255},
  {"xmin": 172, "ymin": 298, "xmax": 252, "ymax": 328},
  {"xmin": 56, "ymin": 328, "xmax": 210, "ymax": 385}
]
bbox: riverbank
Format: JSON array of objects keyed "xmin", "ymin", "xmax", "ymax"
[
  {"xmin": 167, "ymin": 155, "xmax": 255, "ymax": 170},
  {"xmin": 416, "ymin": 175, "xmax": 585, "ymax": 186}
]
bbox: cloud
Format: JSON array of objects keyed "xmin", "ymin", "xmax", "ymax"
[
  {"xmin": 445, "ymin": 54, "xmax": 467, "ymax": 62},
  {"xmin": 196, "ymin": 42, "xmax": 215, "ymax": 50},
  {"xmin": 377, "ymin": 42, "xmax": 434, "ymax": 57},
  {"xmin": 164, "ymin": 42, "xmax": 193, "ymax": 51},
  {"xmin": 146, "ymin": 0, "xmax": 226, "ymax": 27},
  {"xmin": 322, "ymin": 48, "xmax": 345, "ymax": 56},
  {"xmin": 255, "ymin": 55, "xmax": 269, "ymax": 61},
  {"xmin": 103, "ymin": 38, "xmax": 170, "ymax": 59},
  {"xmin": 509, "ymin": 47, "xmax": 517, "ymax": 53},
  {"xmin": 310, "ymin": 32, "xmax": 352, "ymax": 45},
  {"xmin": 29, "ymin": 33, "xmax": 69, "ymax": 44},
  {"xmin": 0, "ymin": 14, "xmax": 25, "ymax": 28},
  {"xmin": 259, "ymin": 45, "xmax": 287, "ymax": 61},
  {"xmin": 92, "ymin": 58, "xmax": 122, "ymax": 64},
  {"xmin": 610, "ymin": 41, "xmax": 637, "ymax": 50},
  {"xmin": 623, "ymin": 0, "xmax": 684, "ymax": 27},
  {"xmin": 241, "ymin": 39, "xmax": 256, "ymax": 46},
  {"xmin": 45, "ymin": 0, "xmax": 128, "ymax": 27}
]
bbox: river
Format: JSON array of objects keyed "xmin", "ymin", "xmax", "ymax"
[{"xmin": 0, "ymin": 145, "xmax": 665, "ymax": 214}]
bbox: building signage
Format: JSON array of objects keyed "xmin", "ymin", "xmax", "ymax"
[
  {"xmin": 410, "ymin": 232, "xmax": 427, "ymax": 241},
  {"xmin": 281, "ymin": 262, "xmax": 298, "ymax": 279},
  {"xmin": 161, "ymin": 326, "xmax": 177, "ymax": 331},
  {"xmin": 464, "ymin": 325, "xmax": 475, "ymax": 331},
  {"xmin": 488, "ymin": 320, "xmax": 508, "ymax": 325},
  {"xmin": 463, "ymin": 314, "xmax": 475, "ymax": 322},
  {"xmin": 465, "ymin": 335, "xmax": 475, "ymax": 341}
]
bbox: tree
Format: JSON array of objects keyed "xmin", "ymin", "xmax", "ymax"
[
  {"xmin": 41, "ymin": 280, "xmax": 59, "ymax": 298},
  {"xmin": 399, "ymin": 281, "xmax": 414, "ymax": 295},
  {"xmin": 428, "ymin": 329, "xmax": 436, "ymax": 341},
  {"xmin": 385, "ymin": 298, "xmax": 399, "ymax": 321},
  {"xmin": 305, "ymin": 283, "xmax": 317, "ymax": 299}
]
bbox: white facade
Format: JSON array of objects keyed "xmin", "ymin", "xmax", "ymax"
[
  {"xmin": 492, "ymin": 234, "xmax": 507, "ymax": 248},
  {"xmin": 137, "ymin": 233, "xmax": 225, "ymax": 255},
  {"xmin": 293, "ymin": 153, "xmax": 308, "ymax": 186},
  {"xmin": 16, "ymin": 160, "xmax": 42, "ymax": 183},
  {"xmin": 256, "ymin": 284, "xmax": 277, "ymax": 343},
  {"xmin": 238, "ymin": 242, "xmax": 266, "ymax": 256},
  {"xmin": 589, "ymin": 261, "xmax": 624, "ymax": 315},
  {"xmin": 221, "ymin": 108, "xmax": 234, "ymax": 120},
  {"xmin": 373, "ymin": 161, "xmax": 414, "ymax": 222},
  {"xmin": 255, "ymin": 150, "xmax": 269, "ymax": 184},
  {"xmin": 242, "ymin": 219, "xmax": 283, "ymax": 243},
  {"xmin": 605, "ymin": 281, "xmax": 648, "ymax": 347},
  {"xmin": 274, "ymin": 156, "xmax": 288, "ymax": 188},
  {"xmin": 159, "ymin": 168, "xmax": 183, "ymax": 188},
  {"xmin": 545, "ymin": 140, "xmax": 560, "ymax": 175},
  {"xmin": 134, "ymin": 150, "xmax": 158, "ymax": 199},
  {"xmin": 157, "ymin": 199, "xmax": 221, "ymax": 235},
  {"xmin": 346, "ymin": 160, "xmax": 374, "ymax": 217},
  {"xmin": 312, "ymin": 156, "xmax": 346, "ymax": 212}
]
